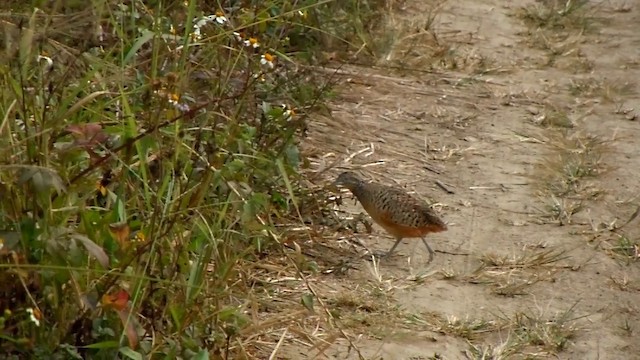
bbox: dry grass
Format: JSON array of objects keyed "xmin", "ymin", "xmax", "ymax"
[
  {"xmin": 402, "ymin": 301, "xmax": 584, "ymax": 359},
  {"xmin": 569, "ymin": 77, "xmax": 637, "ymax": 102},
  {"xmin": 507, "ymin": 305, "xmax": 581, "ymax": 353},
  {"xmin": 467, "ymin": 247, "xmax": 570, "ymax": 297},
  {"xmin": 516, "ymin": 0, "xmax": 597, "ymax": 35},
  {"xmin": 464, "ymin": 302, "xmax": 583, "ymax": 358},
  {"xmin": 532, "ymin": 103, "xmax": 574, "ymax": 128},
  {"xmin": 535, "ymin": 195, "xmax": 584, "ymax": 225},
  {"xmin": 515, "ymin": 0, "xmax": 602, "ymax": 72},
  {"xmin": 358, "ymin": 0, "xmax": 500, "ymax": 75},
  {"xmin": 534, "ymin": 131, "xmax": 610, "ymax": 198}
]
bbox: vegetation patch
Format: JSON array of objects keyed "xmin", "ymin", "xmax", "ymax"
[
  {"xmin": 534, "ymin": 132, "xmax": 609, "ymax": 199},
  {"xmin": 0, "ymin": 0, "xmax": 390, "ymax": 358}
]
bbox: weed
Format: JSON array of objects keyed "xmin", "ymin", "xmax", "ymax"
[
  {"xmin": 470, "ymin": 303, "xmax": 583, "ymax": 357},
  {"xmin": 537, "ymin": 195, "xmax": 583, "ymax": 225},
  {"xmin": 516, "ymin": 0, "xmax": 602, "ymax": 69},
  {"xmin": 510, "ymin": 307, "xmax": 579, "ymax": 353},
  {"xmin": 517, "ymin": 0, "xmax": 595, "ymax": 35},
  {"xmin": 569, "ymin": 78, "xmax": 637, "ymax": 102},
  {"xmin": 379, "ymin": 2, "xmax": 445, "ymax": 67},
  {"xmin": 533, "ymin": 103, "xmax": 574, "ymax": 128},
  {"xmin": 478, "ymin": 248, "xmax": 569, "ymax": 269},
  {"xmin": 610, "ymin": 235, "xmax": 639, "ymax": 262},
  {"xmin": 535, "ymin": 132, "xmax": 609, "ymax": 198},
  {"xmin": 469, "ymin": 248, "xmax": 568, "ymax": 297},
  {"xmin": 619, "ymin": 319, "xmax": 633, "ymax": 336},
  {"xmin": 465, "ymin": 338, "xmax": 519, "ymax": 360},
  {"xmin": 435, "ymin": 315, "xmax": 497, "ymax": 340}
]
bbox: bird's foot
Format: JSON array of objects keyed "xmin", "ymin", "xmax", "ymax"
[{"xmin": 366, "ymin": 250, "xmax": 398, "ymax": 261}]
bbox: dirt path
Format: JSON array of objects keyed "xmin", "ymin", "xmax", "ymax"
[{"xmin": 302, "ymin": 1, "xmax": 640, "ymax": 359}]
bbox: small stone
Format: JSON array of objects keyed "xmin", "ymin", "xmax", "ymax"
[{"xmin": 526, "ymin": 106, "xmax": 540, "ymax": 115}]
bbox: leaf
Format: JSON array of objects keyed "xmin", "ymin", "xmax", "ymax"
[
  {"xmin": 65, "ymin": 123, "xmax": 110, "ymax": 149},
  {"xmin": 72, "ymin": 234, "xmax": 110, "ymax": 268},
  {"xmin": 18, "ymin": 8, "xmax": 39, "ymax": 70},
  {"xmin": 0, "ymin": 231, "xmax": 21, "ymax": 255},
  {"xmin": 62, "ymin": 91, "xmax": 111, "ymax": 120},
  {"xmin": 276, "ymin": 158, "xmax": 297, "ymax": 208},
  {"xmin": 119, "ymin": 347, "xmax": 142, "ymax": 360},
  {"xmin": 79, "ymin": 293, "xmax": 98, "ymax": 311},
  {"xmin": 116, "ymin": 310, "xmax": 140, "ymax": 350},
  {"xmin": 108, "ymin": 222, "xmax": 131, "ymax": 249},
  {"xmin": 301, "ymin": 293, "xmax": 315, "ymax": 313},
  {"xmin": 124, "ymin": 29, "xmax": 156, "ymax": 65},
  {"xmin": 17, "ymin": 166, "xmax": 66, "ymax": 195},
  {"xmin": 284, "ymin": 144, "xmax": 300, "ymax": 169},
  {"xmin": 58, "ymin": 343, "xmax": 84, "ymax": 359},
  {"xmin": 101, "ymin": 290, "xmax": 129, "ymax": 311},
  {"xmin": 193, "ymin": 349, "xmax": 210, "ymax": 360},
  {"xmin": 169, "ymin": 305, "xmax": 185, "ymax": 329},
  {"xmin": 84, "ymin": 341, "xmax": 119, "ymax": 349}
]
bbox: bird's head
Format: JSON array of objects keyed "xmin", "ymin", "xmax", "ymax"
[{"xmin": 332, "ymin": 171, "xmax": 364, "ymax": 191}]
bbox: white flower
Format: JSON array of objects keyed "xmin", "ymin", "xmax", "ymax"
[
  {"xmin": 37, "ymin": 54, "xmax": 53, "ymax": 69},
  {"xmin": 211, "ymin": 10, "xmax": 227, "ymax": 24},
  {"xmin": 244, "ymin": 37, "xmax": 260, "ymax": 48},
  {"xmin": 167, "ymin": 93, "xmax": 190, "ymax": 112},
  {"xmin": 191, "ymin": 16, "xmax": 210, "ymax": 40},
  {"xmin": 281, "ymin": 104, "xmax": 294, "ymax": 120},
  {"xmin": 194, "ymin": 17, "xmax": 209, "ymax": 29},
  {"xmin": 26, "ymin": 308, "xmax": 41, "ymax": 327},
  {"xmin": 260, "ymin": 53, "xmax": 275, "ymax": 69},
  {"xmin": 191, "ymin": 27, "xmax": 203, "ymax": 41}
]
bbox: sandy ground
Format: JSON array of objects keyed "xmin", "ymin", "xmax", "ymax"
[{"xmin": 290, "ymin": 1, "xmax": 640, "ymax": 359}]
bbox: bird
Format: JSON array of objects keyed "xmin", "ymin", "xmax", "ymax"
[{"xmin": 333, "ymin": 171, "xmax": 447, "ymax": 262}]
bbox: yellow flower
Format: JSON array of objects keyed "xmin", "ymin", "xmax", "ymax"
[
  {"xmin": 134, "ymin": 231, "xmax": 146, "ymax": 242},
  {"xmin": 97, "ymin": 181, "xmax": 108, "ymax": 197}
]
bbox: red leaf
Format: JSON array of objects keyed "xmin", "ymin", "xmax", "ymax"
[
  {"xmin": 101, "ymin": 290, "xmax": 129, "ymax": 311},
  {"xmin": 108, "ymin": 222, "xmax": 131, "ymax": 249},
  {"xmin": 116, "ymin": 309, "xmax": 139, "ymax": 350},
  {"xmin": 66, "ymin": 123, "xmax": 110, "ymax": 148}
]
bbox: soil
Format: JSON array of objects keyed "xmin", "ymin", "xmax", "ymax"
[{"xmin": 292, "ymin": 1, "xmax": 640, "ymax": 359}]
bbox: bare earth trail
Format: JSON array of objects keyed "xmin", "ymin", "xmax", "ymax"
[{"xmin": 300, "ymin": 1, "xmax": 640, "ymax": 359}]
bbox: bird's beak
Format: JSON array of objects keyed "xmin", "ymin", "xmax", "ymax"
[{"xmin": 328, "ymin": 180, "xmax": 342, "ymax": 193}]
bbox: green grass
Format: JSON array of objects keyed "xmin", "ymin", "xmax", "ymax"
[
  {"xmin": 610, "ymin": 235, "xmax": 640, "ymax": 263},
  {"xmin": 0, "ymin": 0, "xmax": 388, "ymax": 358}
]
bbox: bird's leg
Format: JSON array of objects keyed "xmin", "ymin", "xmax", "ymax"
[
  {"xmin": 421, "ymin": 237, "xmax": 435, "ymax": 263},
  {"xmin": 384, "ymin": 237, "xmax": 404, "ymax": 258}
]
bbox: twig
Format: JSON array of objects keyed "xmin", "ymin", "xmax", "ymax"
[
  {"xmin": 435, "ymin": 180, "xmax": 455, "ymax": 194},
  {"xmin": 436, "ymin": 249, "xmax": 470, "ymax": 256},
  {"xmin": 619, "ymin": 205, "xmax": 640, "ymax": 229},
  {"xmin": 424, "ymin": 164, "xmax": 442, "ymax": 174}
]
